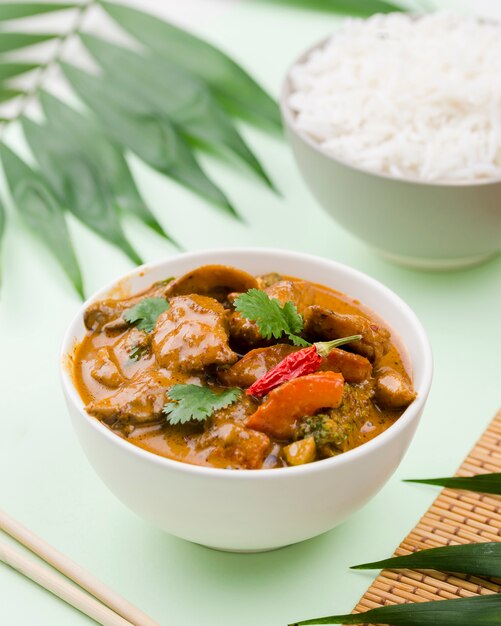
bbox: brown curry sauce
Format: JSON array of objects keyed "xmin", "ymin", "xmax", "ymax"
[{"xmin": 73, "ymin": 265, "xmax": 415, "ymax": 470}]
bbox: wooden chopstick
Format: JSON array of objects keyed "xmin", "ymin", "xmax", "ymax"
[
  {"xmin": 0, "ymin": 541, "xmax": 133, "ymax": 626},
  {"xmin": 0, "ymin": 509, "xmax": 160, "ymax": 626}
]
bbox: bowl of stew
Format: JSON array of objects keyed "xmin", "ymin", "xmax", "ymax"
[{"xmin": 61, "ymin": 248, "xmax": 432, "ymax": 551}]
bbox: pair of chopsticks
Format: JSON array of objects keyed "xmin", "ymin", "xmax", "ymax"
[{"xmin": 0, "ymin": 509, "xmax": 160, "ymax": 626}]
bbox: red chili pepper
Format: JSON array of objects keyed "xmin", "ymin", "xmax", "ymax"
[{"xmin": 246, "ymin": 334, "xmax": 362, "ymax": 397}]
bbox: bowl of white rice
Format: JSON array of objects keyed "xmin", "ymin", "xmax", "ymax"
[{"xmin": 281, "ymin": 11, "xmax": 501, "ymax": 270}]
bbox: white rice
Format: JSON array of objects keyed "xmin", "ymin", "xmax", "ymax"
[{"xmin": 288, "ymin": 12, "xmax": 501, "ymax": 182}]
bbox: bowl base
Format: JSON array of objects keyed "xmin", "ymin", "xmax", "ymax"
[
  {"xmin": 373, "ymin": 248, "xmax": 499, "ymax": 271},
  {"xmin": 199, "ymin": 543, "xmax": 289, "ymax": 553}
]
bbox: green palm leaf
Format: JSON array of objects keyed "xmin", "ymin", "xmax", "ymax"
[
  {"xmin": 0, "ymin": 143, "xmax": 83, "ymax": 297},
  {"xmin": 80, "ymin": 33, "xmax": 275, "ymax": 191},
  {"xmin": 352, "ymin": 542, "xmax": 501, "ymax": 578},
  {"xmin": 0, "ymin": 3, "xmax": 76, "ymax": 21},
  {"xmin": 100, "ymin": 0, "xmax": 280, "ymax": 128},
  {"xmin": 0, "ymin": 63, "xmax": 38, "ymax": 81},
  {"xmin": 38, "ymin": 91, "xmax": 175, "ymax": 243},
  {"xmin": 0, "ymin": 196, "xmax": 5, "ymax": 285},
  {"xmin": 60, "ymin": 62, "xmax": 237, "ymax": 216},
  {"xmin": 21, "ymin": 115, "xmax": 143, "ymax": 265},
  {"xmin": 0, "ymin": 33, "xmax": 59, "ymax": 54},
  {"xmin": 268, "ymin": 0, "xmax": 405, "ymax": 15},
  {"xmin": 0, "ymin": 88, "xmax": 23, "ymax": 103},
  {"xmin": 405, "ymin": 473, "xmax": 501, "ymax": 495},
  {"xmin": 290, "ymin": 593, "xmax": 501, "ymax": 625}
]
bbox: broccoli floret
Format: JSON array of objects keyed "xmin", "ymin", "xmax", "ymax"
[
  {"xmin": 298, "ymin": 382, "xmax": 376, "ymax": 454},
  {"xmin": 299, "ymin": 413, "xmax": 354, "ymax": 449}
]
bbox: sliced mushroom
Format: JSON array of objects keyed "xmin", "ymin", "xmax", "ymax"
[{"xmin": 166, "ymin": 265, "xmax": 258, "ymax": 302}]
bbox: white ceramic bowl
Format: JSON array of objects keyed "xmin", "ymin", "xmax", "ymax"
[
  {"xmin": 281, "ymin": 42, "xmax": 501, "ymax": 271},
  {"xmin": 61, "ymin": 248, "xmax": 433, "ymax": 552}
]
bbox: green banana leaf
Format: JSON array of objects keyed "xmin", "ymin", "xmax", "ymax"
[
  {"xmin": 353, "ymin": 542, "xmax": 501, "ymax": 578},
  {"xmin": 0, "ymin": 3, "xmax": 76, "ymax": 21},
  {"xmin": 21, "ymin": 116, "xmax": 143, "ymax": 265},
  {"xmin": 0, "ymin": 143, "xmax": 83, "ymax": 297},
  {"xmin": 60, "ymin": 62, "xmax": 237, "ymax": 216},
  {"xmin": 80, "ymin": 33, "xmax": 275, "ymax": 191},
  {"xmin": 406, "ymin": 473, "xmax": 501, "ymax": 495},
  {"xmin": 100, "ymin": 1, "xmax": 280, "ymax": 128},
  {"xmin": 290, "ymin": 593, "xmax": 501, "ymax": 625},
  {"xmin": 38, "ymin": 91, "xmax": 174, "ymax": 243}
]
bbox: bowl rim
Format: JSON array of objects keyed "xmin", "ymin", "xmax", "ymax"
[
  {"xmin": 60, "ymin": 247, "xmax": 433, "ymax": 480},
  {"xmin": 280, "ymin": 34, "xmax": 501, "ymax": 189}
]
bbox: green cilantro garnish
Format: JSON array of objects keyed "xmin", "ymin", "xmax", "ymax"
[
  {"xmin": 234, "ymin": 288, "xmax": 310, "ymax": 347},
  {"xmin": 123, "ymin": 297, "xmax": 169, "ymax": 333},
  {"xmin": 154, "ymin": 277, "xmax": 174, "ymax": 287},
  {"xmin": 163, "ymin": 385, "xmax": 242, "ymax": 425},
  {"xmin": 128, "ymin": 344, "xmax": 148, "ymax": 361}
]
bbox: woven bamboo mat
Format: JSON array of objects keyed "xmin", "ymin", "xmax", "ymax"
[{"xmin": 351, "ymin": 409, "xmax": 501, "ymax": 625}]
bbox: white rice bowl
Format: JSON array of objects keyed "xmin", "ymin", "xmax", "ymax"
[{"xmin": 288, "ymin": 12, "xmax": 501, "ymax": 183}]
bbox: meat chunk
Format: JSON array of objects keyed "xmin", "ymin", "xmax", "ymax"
[
  {"xmin": 228, "ymin": 311, "xmax": 267, "ymax": 349},
  {"xmin": 200, "ymin": 422, "xmax": 270, "ymax": 469},
  {"xmin": 86, "ymin": 371, "xmax": 168, "ymax": 429},
  {"xmin": 152, "ymin": 295, "xmax": 237, "ymax": 372},
  {"xmin": 228, "ymin": 280, "xmax": 313, "ymax": 349},
  {"xmin": 165, "ymin": 265, "xmax": 258, "ymax": 302},
  {"xmin": 304, "ymin": 305, "xmax": 391, "ymax": 362},
  {"xmin": 374, "ymin": 366, "xmax": 416, "ymax": 409},
  {"xmin": 90, "ymin": 347, "xmax": 123, "ymax": 388},
  {"xmin": 196, "ymin": 396, "xmax": 270, "ymax": 469},
  {"xmin": 218, "ymin": 344, "xmax": 300, "ymax": 388},
  {"xmin": 265, "ymin": 280, "xmax": 313, "ymax": 315},
  {"xmin": 321, "ymin": 348, "xmax": 372, "ymax": 383},
  {"xmin": 84, "ymin": 281, "xmax": 171, "ymax": 332}
]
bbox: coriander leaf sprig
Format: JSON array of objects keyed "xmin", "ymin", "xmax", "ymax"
[
  {"xmin": 123, "ymin": 297, "xmax": 169, "ymax": 333},
  {"xmin": 234, "ymin": 289, "xmax": 309, "ymax": 347},
  {"xmin": 163, "ymin": 385, "xmax": 242, "ymax": 425}
]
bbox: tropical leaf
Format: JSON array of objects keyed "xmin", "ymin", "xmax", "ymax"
[
  {"xmin": 100, "ymin": 1, "xmax": 281, "ymax": 128},
  {"xmin": 80, "ymin": 33, "xmax": 275, "ymax": 190},
  {"xmin": 38, "ymin": 91, "xmax": 174, "ymax": 243},
  {"xmin": 21, "ymin": 115, "xmax": 143, "ymax": 265},
  {"xmin": 0, "ymin": 3, "xmax": 76, "ymax": 21},
  {"xmin": 0, "ymin": 63, "xmax": 38, "ymax": 81},
  {"xmin": 0, "ymin": 143, "xmax": 83, "ymax": 297},
  {"xmin": 0, "ymin": 33, "xmax": 59, "ymax": 54},
  {"xmin": 265, "ymin": 0, "xmax": 406, "ymax": 16},
  {"xmin": 60, "ymin": 62, "xmax": 236, "ymax": 215},
  {"xmin": 0, "ymin": 196, "xmax": 5, "ymax": 284},
  {"xmin": 0, "ymin": 88, "xmax": 23, "ymax": 103},
  {"xmin": 405, "ymin": 473, "xmax": 501, "ymax": 496},
  {"xmin": 290, "ymin": 593, "xmax": 501, "ymax": 625},
  {"xmin": 352, "ymin": 542, "xmax": 501, "ymax": 578}
]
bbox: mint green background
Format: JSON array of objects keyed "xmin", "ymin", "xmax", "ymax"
[{"xmin": 1, "ymin": 1, "xmax": 500, "ymax": 624}]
